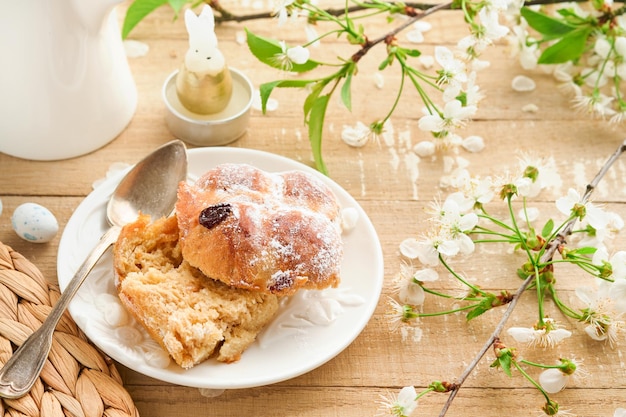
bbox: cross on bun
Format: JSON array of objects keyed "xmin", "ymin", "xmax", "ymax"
[{"xmin": 175, "ymin": 163, "xmax": 343, "ymax": 296}]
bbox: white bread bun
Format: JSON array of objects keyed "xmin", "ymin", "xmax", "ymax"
[{"xmin": 176, "ymin": 163, "xmax": 343, "ymax": 296}]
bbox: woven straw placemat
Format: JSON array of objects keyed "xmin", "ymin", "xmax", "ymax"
[{"xmin": 0, "ymin": 242, "xmax": 140, "ymax": 417}]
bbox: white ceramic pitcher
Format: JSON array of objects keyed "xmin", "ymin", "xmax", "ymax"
[{"xmin": 0, "ymin": 0, "xmax": 137, "ymax": 161}]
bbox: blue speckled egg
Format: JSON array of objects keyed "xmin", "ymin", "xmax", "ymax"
[{"xmin": 11, "ymin": 203, "xmax": 59, "ymax": 243}]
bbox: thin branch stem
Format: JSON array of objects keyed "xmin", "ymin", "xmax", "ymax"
[
  {"xmin": 205, "ymin": 0, "xmax": 623, "ymax": 23},
  {"xmin": 437, "ymin": 139, "xmax": 626, "ymax": 416},
  {"xmin": 437, "ymin": 271, "xmax": 535, "ymax": 416}
]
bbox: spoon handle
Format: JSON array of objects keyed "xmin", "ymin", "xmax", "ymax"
[{"xmin": 0, "ymin": 226, "xmax": 121, "ymax": 399}]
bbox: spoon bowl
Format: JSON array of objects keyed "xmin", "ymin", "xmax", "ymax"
[{"xmin": 0, "ymin": 140, "xmax": 188, "ymax": 399}]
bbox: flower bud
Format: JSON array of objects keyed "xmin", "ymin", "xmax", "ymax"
[
  {"xmin": 542, "ymin": 399, "xmax": 560, "ymax": 415},
  {"xmin": 539, "ymin": 368, "xmax": 568, "ymax": 393},
  {"xmin": 499, "ymin": 183, "xmax": 518, "ymax": 200}
]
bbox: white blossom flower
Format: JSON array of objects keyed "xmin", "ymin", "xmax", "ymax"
[
  {"xmin": 457, "ymin": 176, "xmax": 495, "ymax": 209},
  {"xmin": 434, "ymin": 46, "xmax": 468, "ymax": 87},
  {"xmin": 385, "ymin": 297, "xmax": 419, "ymax": 330},
  {"xmin": 515, "ymin": 176, "xmax": 541, "ymax": 198},
  {"xmin": 272, "ymin": 0, "xmax": 295, "ymax": 26},
  {"xmin": 394, "ymin": 265, "xmax": 439, "ymax": 307},
  {"xmin": 272, "ymin": 41, "xmax": 309, "ymax": 71},
  {"xmin": 556, "ymin": 188, "xmax": 609, "ymax": 230},
  {"xmin": 572, "ymin": 90, "xmax": 614, "ymax": 117},
  {"xmin": 479, "ymin": 8, "xmax": 509, "ymax": 41},
  {"xmin": 483, "ymin": 0, "xmax": 516, "ymax": 12},
  {"xmin": 376, "ymin": 386, "xmax": 418, "ymax": 417},
  {"xmin": 304, "ymin": 24, "xmax": 320, "ymax": 47},
  {"xmin": 287, "ymin": 45, "xmax": 309, "ymax": 64},
  {"xmin": 464, "ymin": 72, "xmax": 485, "ymax": 106},
  {"xmin": 576, "ymin": 286, "xmax": 625, "ymax": 346},
  {"xmin": 412, "ymin": 234, "xmax": 445, "ymax": 266},
  {"xmin": 507, "ymin": 319, "xmax": 572, "ymax": 348},
  {"xmin": 508, "ymin": 26, "xmax": 539, "ymax": 70},
  {"xmin": 418, "ymin": 100, "xmax": 477, "ymax": 134},
  {"xmin": 426, "ymin": 196, "xmax": 479, "ymax": 257},
  {"xmin": 575, "ymin": 209, "xmax": 624, "ymax": 250},
  {"xmin": 553, "ymin": 62, "xmax": 579, "ymax": 94},
  {"xmin": 594, "ymin": 250, "xmax": 626, "ymax": 280}
]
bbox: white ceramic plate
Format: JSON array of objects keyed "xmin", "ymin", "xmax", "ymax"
[{"xmin": 57, "ymin": 147, "xmax": 383, "ymax": 389}]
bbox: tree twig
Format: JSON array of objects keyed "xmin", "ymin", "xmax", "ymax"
[
  {"xmin": 437, "ymin": 139, "xmax": 626, "ymax": 416},
  {"xmin": 205, "ymin": 0, "xmax": 623, "ymax": 23}
]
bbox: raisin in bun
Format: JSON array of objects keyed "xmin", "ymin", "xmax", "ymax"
[{"xmin": 176, "ymin": 163, "xmax": 343, "ymax": 296}]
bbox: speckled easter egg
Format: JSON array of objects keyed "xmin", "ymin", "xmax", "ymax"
[{"xmin": 11, "ymin": 203, "xmax": 59, "ymax": 243}]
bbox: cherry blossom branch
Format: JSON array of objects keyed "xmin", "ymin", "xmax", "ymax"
[
  {"xmin": 205, "ymin": 0, "xmax": 618, "ymax": 23},
  {"xmin": 205, "ymin": 0, "xmax": 452, "ymax": 22},
  {"xmin": 351, "ymin": 1, "xmax": 452, "ymax": 63},
  {"xmin": 438, "ymin": 139, "xmax": 626, "ymax": 416}
]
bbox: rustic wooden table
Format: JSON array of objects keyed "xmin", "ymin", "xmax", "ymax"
[{"xmin": 1, "ymin": 2, "xmax": 625, "ymax": 416}]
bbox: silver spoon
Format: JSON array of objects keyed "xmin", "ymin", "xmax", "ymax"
[{"xmin": 0, "ymin": 140, "xmax": 188, "ymax": 399}]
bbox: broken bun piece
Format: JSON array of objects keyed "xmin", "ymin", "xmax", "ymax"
[{"xmin": 113, "ymin": 215, "xmax": 279, "ymax": 369}]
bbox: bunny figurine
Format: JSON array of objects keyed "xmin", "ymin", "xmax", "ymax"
[{"xmin": 176, "ymin": 5, "xmax": 233, "ymax": 115}]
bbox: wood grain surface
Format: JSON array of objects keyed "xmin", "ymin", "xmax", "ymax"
[{"xmin": 1, "ymin": 2, "xmax": 625, "ymax": 416}]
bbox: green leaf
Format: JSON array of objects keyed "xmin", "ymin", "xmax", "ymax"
[
  {"xmin": 403, "ymin": 48, "xmax": 421, "ymax": 58},
  {"xmin": 378, "ymin": 56, "xmax": 392, "ymax": 71},
  {"xmin": 573, "ymin": 246, "xmax": 598, "ymax": 255},
  {"xmin": 245, "ymin": 29, "xmax": 320, "ymax": 72},
  {"xmin": 259, "ymin": 79, "xmax": 313, "ymax": 114},
  {"xmin": 308, "ymin": 95, "xmax": 331, "ymax": 175},
  {"xmin": 490, "ymin": 354, "xmax": 513, "ymax": 377},
  {"xmin": 303, "ymin": 81, "xmax": 327, "ymax": 119},
  {"xmin": 520, "ymin": 7, "xmax": 577, "ymax": 40},
  {"xmin": 538, "ymin": 28, "xmax": 591, "ymax": 64},
  {"xmin": 541, "ymin": 219, "xmax": 554, "ymax": 238},
  {"xmin": 341, "ymin": 72, "xmax": 353, "ymax": 111},
  {"xmin": 122, "ymin": 0, "xmax": 169, "ymax": 39},
  {"xmin": 466, "ymin": 296, "xmax": 494, "ymax": 321},
  {"xmin": 168, "ymin": 0, "xmax": 188, "ymax": 14}
]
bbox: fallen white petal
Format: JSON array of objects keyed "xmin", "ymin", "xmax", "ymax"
[
  {"xmin": 341, "ymin": 122, "xmax": 370, "ymax": 147},
  {"xmin": 124, "ymin": 40, "xmax": 149, "ymax": 58},
  {"xmin": 373, "ymin": 72, "xmax": 385, "ymax": 89},
  {"xmin": 522, "ymin": 103, "xmax": 539, "ymax": 113},
  {"xmin": 252, "ymin": 89, "xmax": 279, "ymax": 111},
  {"xmin": 419, "ymin": 55, "xmax": 435, "ymax": 69},
  {"xmin": 461, "ymin": 135, "xmax": 484, "ymax": 153},
  {"xmin": 511, "ymin": 75, "xmax": 536, "ymax": 92},
  {"xmin": 399, "ymin": 238, "xmax": 421, "ymax": 259},
  {"xmin": 413, "ymin": 141, "xmax": 436, "ymax": 157},
  {"xmin": 406, "ymin": 30, "xmax": 425, "ymax": 43},
  {"xmin": 341, "ymin": 207, "xmax": 359, "ymax": 232},
  {"xmin": 235, "ymin": 30, "xmax": 246, "ymax": 45}
]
